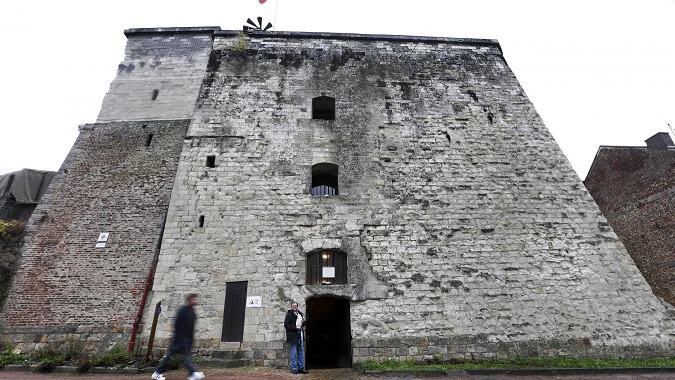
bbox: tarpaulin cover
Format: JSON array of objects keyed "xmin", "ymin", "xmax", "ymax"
[{"xmin": 0, "ymin": 169, "xmax": 56, "ymax": 204}]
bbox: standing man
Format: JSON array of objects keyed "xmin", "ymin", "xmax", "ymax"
[
  {"xmin": 284, "ymin": 301, "xmax": 309, "ymax": 374},
  {"xmin": 151, "ymin": 293, "xmax": 205, "ymax": 380}
]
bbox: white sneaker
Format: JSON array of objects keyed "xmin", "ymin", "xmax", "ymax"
[
  {"xmin": 188, "ymin": 371, "xmax": 205, "ymax": 380},
  {"xmin": 151, "ymin": 372, "xmax": 166, "ymax": 380}
]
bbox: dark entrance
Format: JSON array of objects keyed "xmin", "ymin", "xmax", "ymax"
[
  {"xmin": 305, "ymin": 297, "xmax": 351, "ymax": 368},
  {"xmin": 221, "ymin": 281, "xmax": 248, "ymax": 342}
]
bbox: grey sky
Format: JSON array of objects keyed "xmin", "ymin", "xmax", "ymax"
[{"xmin": 1, "ymin": 0, "xmax": 673, "ymax": 179}]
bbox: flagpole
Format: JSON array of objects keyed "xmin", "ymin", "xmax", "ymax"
[{"xmin": 273, "ymin": 0, "xmax": 279, "ymax": 31}]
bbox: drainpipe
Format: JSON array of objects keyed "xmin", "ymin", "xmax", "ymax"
[{"xmin": 129, "ymin": 215, "xmax": 166, "ymax": 352}]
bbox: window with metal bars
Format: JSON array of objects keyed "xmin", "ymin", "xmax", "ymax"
[
  {"xmin": 312, "ymin": 163, "xmax": 338, "ymax": 196},
  {"xmin": 306, "ymin": 250, "xmax": 347, "ymax": 285}
]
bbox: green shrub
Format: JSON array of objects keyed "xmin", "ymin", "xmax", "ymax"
[
  {"xmin": 147, "ymin": 350, "xmax": 185, "ymax": 370},
  {"xmin": 0, "ymin": 342, "xmax": 27, "ymax": 368},
  {"xmin": 25, "ymin": 339, "xmax": 84, "ymax": 372},
  {"xmin": 29, "ymin": 347, "xmax": 64, "ymax": 373},
  {"xmin": 168, "ymin": 353, "xmax": 184, "ymax": 370},
  {"xmin": 94, "ymin": 346, "xmax": 133, "ymax": 368},
  {"xmin": 62, "ymin": 338, "xmax": 84, "ymax": 363},
  {"xmin": 0, "ymin": 220, "xmax": 25, "ymax": 243}
]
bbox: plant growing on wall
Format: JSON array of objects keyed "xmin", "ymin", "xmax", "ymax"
[{"xmin": 230, "ymin": 32, "xmax": 248, "ymax": 54}]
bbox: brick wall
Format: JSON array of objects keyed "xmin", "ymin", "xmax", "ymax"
[
  {"xmin": 585, "ymin": 147, "xmax": 675, "ymax": 305},
  {"xmin": 0, "ymin": 120, "xmax": 188, "ymax": 351}
]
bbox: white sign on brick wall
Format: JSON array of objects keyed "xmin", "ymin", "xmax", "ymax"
[{"xmin": 96, "ymin": 232, "xmax": 109, "ymax": 248}]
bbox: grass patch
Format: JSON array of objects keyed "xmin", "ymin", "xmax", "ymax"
[{"xmin": 359, "ymin": 356, "xmax": 675, "ymax": 371}]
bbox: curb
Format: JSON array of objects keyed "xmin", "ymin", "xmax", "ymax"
[
  {"xmin": 1, "ymin": 365, "xmax": 148, "ymax": 374},
  {"xmin": 364, "ymin": 369, "xmax": 447, "ymax": 377},
  {"xmin": 364, "ymin": 367, "xmax": 675, "ymax": 377}
]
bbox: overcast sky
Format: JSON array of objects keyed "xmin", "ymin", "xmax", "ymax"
[{"xmin": 1, "ymin": 0, "xmax": 673, "ymax": 180}]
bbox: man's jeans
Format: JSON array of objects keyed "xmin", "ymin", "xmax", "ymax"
[
  {"xmin": 154, "ymin": 341, "xmax": 197, "ymax": 375},
  {"xmin": 289, "ymin": 340, "xmax": 305, "ymax": 372}
]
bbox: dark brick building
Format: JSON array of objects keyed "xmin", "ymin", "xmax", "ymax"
[{"xmin": 584, "ymin": 132, "xmax": 675, "ymax": 305}]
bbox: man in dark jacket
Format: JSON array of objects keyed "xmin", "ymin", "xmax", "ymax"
[
  {"xmin": 151, "ymin": 293, "xmax": 205, "ymax": 380},
  {"xmin": 284, "ymin": 301, "xmax": 309, "ymax": 374}
]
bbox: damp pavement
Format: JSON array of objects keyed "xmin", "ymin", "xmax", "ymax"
[{"xmin": 1, "ymin": 367, "xmax": 675, "ymax": 380}]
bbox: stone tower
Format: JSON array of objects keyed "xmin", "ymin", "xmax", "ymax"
[{"xmin": 1, "ymin": 27, "xmax": 672, "ymax": 366}]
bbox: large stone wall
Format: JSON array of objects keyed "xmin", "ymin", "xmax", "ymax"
[
  {"xmin": 0, "ymin": 120, "xmax": 188, "ymax": 351},
  {"xmin": 585, "ymin": 146, "xmax": 675, "ymax": 305},
  {"xmin": 3, "ymin": 28, "xmax": 672, "ymax": 363},
  {"xmin": 140, "ymin": 31, "xmax": 674, "ymax": 365},
  {"xmin": 97, "ymin": 28, "xmax": 218, "ymax": 122}
]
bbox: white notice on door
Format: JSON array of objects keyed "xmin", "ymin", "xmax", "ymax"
[{"xmin": 322, "ymin": 266, "xmax": 335, "ymax": 278}]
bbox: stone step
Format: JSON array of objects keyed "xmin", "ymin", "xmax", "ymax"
[
  {"xmin": 199, "ymin": 357, "xmax": 253, "ymax": 368},
  {"xmin": 211, "ymin": 350, "xmax": 250, "ymax": 360},
  {"xmin": 201, "ymin": 350, "xmax": 254, "ymax": 368}
]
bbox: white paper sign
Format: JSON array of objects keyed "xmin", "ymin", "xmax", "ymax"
[
  {"xmin": 95, "ymin": 242, "xmax": 106, "ymax": 248},
  {"xmin": 246, "ymin": 296, "xmax": 262, "ymax": 308},
  {"xmin": 322, "ymin": 266, "xmax": 335, "ymax": 278},
  {"xmin": 97, "ymin": 232, "xmax": 110, "ymax": 242}
]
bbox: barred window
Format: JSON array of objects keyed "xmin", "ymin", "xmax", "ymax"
[
  {"xmin": 307, "ymin": 250, "xmax": 348, "ymax": 285},
  {"xmin": 312, "ymin": 163, "xmax": 338, "ymax": 196}
]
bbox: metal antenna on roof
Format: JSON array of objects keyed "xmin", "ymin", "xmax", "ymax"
[{"xmin": 243, "ymin": 17, "xmax": 273, "ymax": 32}]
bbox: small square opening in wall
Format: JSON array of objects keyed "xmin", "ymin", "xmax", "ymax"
[
  {"xmin": 152, "ymin": 89, "xmax": 159, "ymax": 100},
  {"xmin": 206, "ymin": 155, "xmax": 216, "ymax": 168},
  {"xmin": 199, "ymin": 215, "xmax": 205, "ymax": 227},
  {"xmin": 312, "ymin": 96, "xmax": 335, "ymax": 120}
]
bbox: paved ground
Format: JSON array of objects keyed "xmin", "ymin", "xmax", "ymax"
[{"xmin": 1, "ymin": 367, "xmax": 674, "ymax": 380}]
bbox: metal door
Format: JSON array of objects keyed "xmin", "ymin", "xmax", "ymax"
[{"xmin": 221, "ymin": 281, "xmax": 248, "ymax": 342}]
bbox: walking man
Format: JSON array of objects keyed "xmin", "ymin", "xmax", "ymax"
[
  {"xmin": 152, "ymin": 293, "xmax": 205, "ymax": 380},
  {"xmin": 284, "ymin": 301, "xmax": 309, "ymax": 374}
]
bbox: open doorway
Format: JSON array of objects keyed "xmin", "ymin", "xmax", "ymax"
[{"xmin": 305, "ymin": 297, "xmax": 352, "ymax": 368}]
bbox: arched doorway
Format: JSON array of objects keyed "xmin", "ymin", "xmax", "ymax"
[{"xmin": 305, "ymin": 297, "xmax": 351, "ymax": 368}]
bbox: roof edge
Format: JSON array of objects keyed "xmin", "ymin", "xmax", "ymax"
[
  {"xmin": 124, "ymin": 26, "xmax": 222, "ymax": 36},
  {"xmin": 597, "ymin": 145, "xmax": 675, "ymax": 150},
  {"xmin": 219, "ymin": 30, "xmax": 500, "ymax": 48},
  {"xmin": 122, "ymin": 27, "xmax": 501, "ymax": 49}
]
